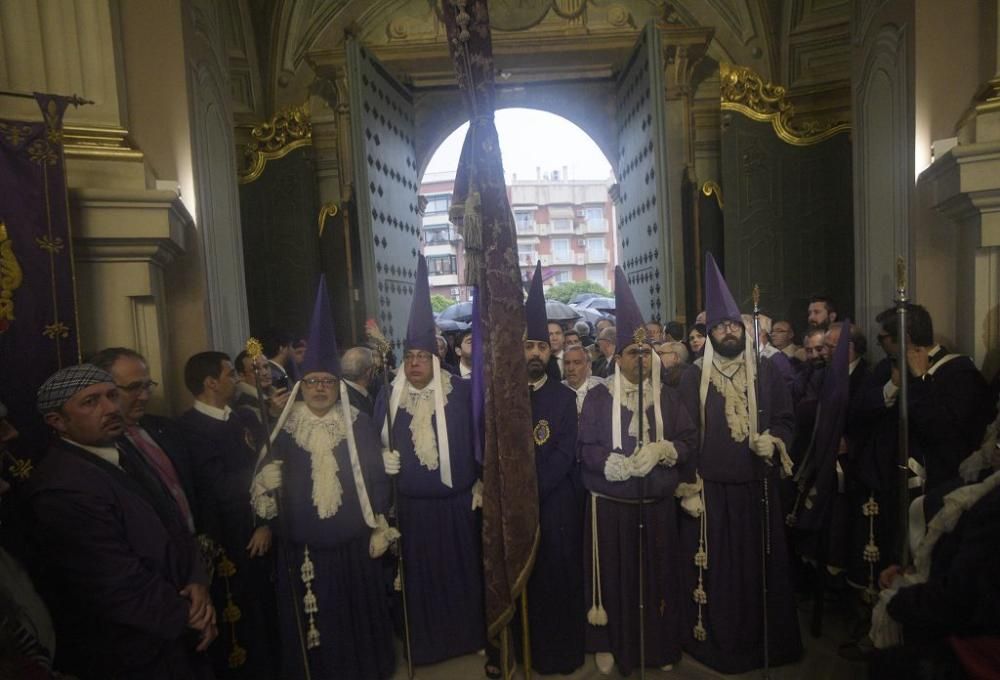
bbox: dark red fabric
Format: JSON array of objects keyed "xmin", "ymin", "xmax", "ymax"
[
  {"xmin": 950, "ymin": 635, "xmax": 1000, "ymax": 679},
  {"xmin": 441, "ymin": 0, "xmax": 540, "ymax": 642}
]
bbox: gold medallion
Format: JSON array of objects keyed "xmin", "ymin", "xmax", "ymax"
[{"xmin": 533, "ymin": 419, "xmax": 551, "ymax": 446}]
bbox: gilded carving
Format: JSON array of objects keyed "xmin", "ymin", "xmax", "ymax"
[
  {"xmin": 238, "ymin": 103, "xmax": 313, "ymax": 184},
  {"xmin": 701, "ymin": 180, "xmax": 723, "ymax": 209},
  {"xmin": 0, "ymin": 221, "xmax": 23, "ymax": 331},
  {"xmin": 719, "ymin": 62, "xmax": 849, "ymax": 146}
]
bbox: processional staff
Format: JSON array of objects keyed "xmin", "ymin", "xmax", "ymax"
[
  {"xmin": 365, "ymin": 321, "xmax": 415, "ymax": 680},
  {"xmin": 751, "ymin": 285, "xmax": 771, "ymax": 680},
  {"xmin": 246, "ymin": 338, "xmax": 313, "ymax": 680},
  {"xmin": 634, "ymin": 325, "xmax": 648, "ymax": 680},
  {"xmin": 894, "ymin": 257, "xmax": 911, "ymax": 567}
]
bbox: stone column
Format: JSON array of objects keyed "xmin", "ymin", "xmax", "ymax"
[{"xmin": 660, "ymin": 25, "xmax": 713, "ymax": 321}]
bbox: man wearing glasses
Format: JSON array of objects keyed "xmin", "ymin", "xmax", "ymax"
[
  {"xmin": 91, "ymin": 347, "xmax": 196, "ymax": 535},
  {"xmin": 375, "ymin": 255, "xmax": 484, "ymax": 666}
]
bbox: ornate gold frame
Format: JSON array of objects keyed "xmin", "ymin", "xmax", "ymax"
[
  {"xmin": 719, "ymin": 63, "xmax": 849, "ymax": 146},
  {"xmin": 237, "ymin": 103, "xmax": 312, "ymax": 184}
]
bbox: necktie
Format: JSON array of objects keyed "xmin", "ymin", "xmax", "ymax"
[
  {"xmin": 116, "ymin": 438, "xmax": 181, "ymax": 530},
  {"xmin": 125, "ymin": 425, "xmax": 195, "ymax": 532}
]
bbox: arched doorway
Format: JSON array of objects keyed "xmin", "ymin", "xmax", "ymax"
[{"xmin": 419, "ymin": 108, "xmax": 617, "ymax": 308}]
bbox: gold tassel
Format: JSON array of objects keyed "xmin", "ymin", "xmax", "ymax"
[
  {"xmin": 862, "ymin": 494, "xmax": 880, "ymax": 603},
  {"xmin": 692, "ymin": 491, "xmax": 709, "ymax": 641},
  {"xmin": 216, "ymin": 553, "xmax": 246, "ymax": 668}
]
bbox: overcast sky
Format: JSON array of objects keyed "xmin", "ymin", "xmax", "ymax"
[{"xmin": 422, "ymin": 108, "xmax": 614, "ymax": 183}]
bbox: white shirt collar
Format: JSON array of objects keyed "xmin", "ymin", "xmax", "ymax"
[
  {"xmin": 459, "ymin": 362, "xmax": 472, "ymax": 377},
  {"xmin": 530, "ymin": 375, "xmax": 548, "ymax": 392},
  {"xmin": 62, "ymin": 437, "xmax": 120, "ymax": 468},
  {"xmin": 849, "ymin": 357, "xmax": 861, "ymax": 375},
  {"xmin": 344, "ymin": 379, "xmax": 369, "ymax": 398},
  {"xmin": 193, "ymin": 399, "xmax": 232, "ymax": 422}
]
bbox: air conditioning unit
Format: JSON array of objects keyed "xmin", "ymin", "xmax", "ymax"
[
  {"xmin": 577, "ymin": 239, "xmax": 586, "ymax": 247},
  {"xmin": 576, "ymin": 208, "xmax": 586, "ymax": 217}
]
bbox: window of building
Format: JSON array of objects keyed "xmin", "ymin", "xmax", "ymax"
[
  {"xmin": 552, "ymin": 269, "xmax": 572, "ymax": 283},
  {"xmin": 514, "ymin": 211, "xmax": 534, "ymax": 233},
  {"xmin": 424, "ymin": 194, "xmax": 451, "ymax": 215},
  {"xmin": 427, "ymin": 254, "xmax": 457, "ymax": 275},
  {"xmin": 424, "ymin": 227, "xmax": 452, "ymax": 245},
  {"xmin": 584, "ymin": 207, "xmax": 604, "ymax": 222},
  {"xmin": 551, "ymin": 238, "xmax": 571, "ymax": 262},
  {"xmin": 586, "ymin": 265, "xmax": 606, "ymax": 286},
  {"xmin": 551, "ymin": 218, "xmax": 574, "ymax": 233},
  {"xmin": 587, "ymin": 238, "xmax": 606, "ymax": 260}
]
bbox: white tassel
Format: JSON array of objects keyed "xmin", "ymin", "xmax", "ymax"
[{"xmin": 588, "ymin": 493, "xmax": 608, "ymax": 626}]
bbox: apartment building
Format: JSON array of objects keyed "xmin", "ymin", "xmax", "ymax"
[{"xmin": 420, "ymin": 169, "xmax": 616, "ymax": 300}]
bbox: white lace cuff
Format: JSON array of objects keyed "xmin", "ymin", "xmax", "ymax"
[
  {"xmin": 647, "ymin": 440, "xmax": 678, "ymax": 467},
  {"xmin": 253, "ymin": 492, "xmax": 278, "ymax": 520},
  {"xmin": 604, "ymin": 452, "xmax": 632, "ymax": 482}
]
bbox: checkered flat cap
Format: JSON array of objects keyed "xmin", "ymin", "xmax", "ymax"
[{"xmin": 37, "ymin": 364, "xmax": 115, "ymax": 413}]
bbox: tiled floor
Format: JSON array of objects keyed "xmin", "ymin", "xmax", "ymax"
[{"xmin": 390, "ymin": 597, "xmax": 868, "ymax": 679}]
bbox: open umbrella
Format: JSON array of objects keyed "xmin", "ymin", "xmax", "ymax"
[
  {"xmin": 435, "ymin": 301, "xmax": 473, "ymax": 323},
  {"xmin": 435, "ymin": 318, "xmax": 470, "ymax": 333},
  {"xmin": 545, "ymin": 299, "xmax": 580, "ymax": 322},
  {"xmin": 585, "ymin": 296, "xmax": 616, "ymax": 314}
]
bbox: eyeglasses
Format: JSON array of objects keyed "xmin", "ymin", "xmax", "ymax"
[
  {"xmin": 303, "ymin": 378, "xmax": 337, "ymax": 388},
  {"xmin": 115, "ymin": 380, "xmax": 158, "ymax": 393},
  {"xmin": 714, "ymin": 321, "xmax": 743, "ymax": 332}
]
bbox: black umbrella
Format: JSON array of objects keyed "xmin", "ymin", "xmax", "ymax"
[
  {"xmin": 435, "ymin": 301, "xmax": 473, "ymax": 323},
  {"xmin": 545, "ymin": 300, "xmax": 580, "ymax": 322},
  {"xmin": 436, "ymin": 319, "xmax": 470, "ymax": 333}
]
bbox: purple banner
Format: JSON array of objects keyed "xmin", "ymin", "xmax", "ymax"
[{"xmin": 0, "ymin": 93, "xmax": 80, "ymax": 456}]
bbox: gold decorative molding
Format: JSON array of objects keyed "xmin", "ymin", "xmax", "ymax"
[
  {"xmin": 237, "ymin": 103, "xmax": 312, "ymax": 184},
  {"xmin": 317, "ymin": 202, "xmax": 338, "ymax": 237},
  {"xmin": 719, "ymin": 63, "xmax": 849, "ymax": 146},
  {"xmin": 63, "ymin": 125, "xmax": 144, "ymax": 161},
  {"xmin": 701, "ymin": 181, "xmax": 723, "ymax": 209}
]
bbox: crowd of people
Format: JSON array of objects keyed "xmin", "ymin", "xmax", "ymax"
[{"xmin": 2, "ymin": 252, "xmax": 999, "ymax": 680}]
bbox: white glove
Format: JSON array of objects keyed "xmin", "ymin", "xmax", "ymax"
[
  {"xmin": 369, "ymin": 514, "xmax": 401, "ymax": 559},
  {"xmin": 604, "ymin": 453, "xmax": 632, "ymax": 482},
  {"xmin": 750, "ymin": 432, "xmax": 776, "ymax": 460},
  {"xmin": 630, "ymin": 444, "xmax": 659, "ymax": 477},
  {"xmin": 680, "ymin": 494, "xmax": 704, "ymax": 518},
  {"xmin": 256, "ymin": 461, "xmax": 282, "ymax": 492},
  {"xmin": 382, "ymin": 449, "xmax": 401, "ymax": 475},
  {"xmin": 471, "ymin": 479, "xmax": 484, "ymax": 511},
  {"xmin": 644, "ymin": 440, "xmax": 679, "ymax": 468}
]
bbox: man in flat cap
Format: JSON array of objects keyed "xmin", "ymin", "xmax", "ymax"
[{"xmin": 24, "ymin": 365, "xmax": 216, "ymax": 680}]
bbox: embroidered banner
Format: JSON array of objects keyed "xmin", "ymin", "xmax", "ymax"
[
  {"xmin": 0, "ymin": 94, "xmax": 80, "ymax": 455},
  {"xmin": 442, "ymin": 0, "xmax": 540, "ymax": 643}
]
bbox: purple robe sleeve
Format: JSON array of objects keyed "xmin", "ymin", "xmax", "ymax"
[
  {"xmin": 578, "ymin": 385, "xmax": 613, "ymax": 475},
  {"xmin": 31, "ymin": 491, "xmax": 190, "ymax": 639}
]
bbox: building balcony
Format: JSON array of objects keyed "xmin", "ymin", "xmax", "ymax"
[
  {"xmin": 586, "ymin": 252, "xmax": 609, "ymax": 264},
  {"xmin": 518, "ymin": 252, "xmax": 540, "ymax": 266},
  {"xmin": 429, "ymin": 273, "xmax": 459, "ymax": 287},
  {"xmin": 584, "ymin": 218, "xmax": 608, "ymax": 233},
  {"xmin": 424, "ymin": 243, "xmax": 457, "ymax": 256},
  {"xmin": 515, "ymin": 223, "xmax": 538, "ymax": 236}
]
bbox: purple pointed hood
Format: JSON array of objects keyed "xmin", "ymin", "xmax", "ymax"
[
  {"xmin": 524, "ymin": 261, "xmax": 548, "ymax": 343},
  {"xmin": 704, "ymin": 252, "xmax": 742, "ymax": 330},
  {"xmin": 301, "ymin": 275, "xmax": 341, "ymax": 377},
  {"xmin": 614, "ymin": 266, "xmax": 646, "ymax": 351},
  {"xmin": 406, "ymin": 254, "xmax": 437, "ymax": 354}
]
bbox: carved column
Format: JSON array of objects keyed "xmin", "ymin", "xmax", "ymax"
[{"xmin": 660, "ymin": 25, "xmax": 713, "ymax": 321}]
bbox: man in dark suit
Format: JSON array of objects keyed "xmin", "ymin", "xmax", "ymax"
[
  {"xmin": 91, "ymin": 347, "xmax": 198, "ymax": 533},
  {"xmin": 341, "ymin": 346, "xmax": 376, "ymax": 417},
  {"xmin": 26, "ymin": 364, "xmax": 216, "ymax": 679},
  {"xmin": 179, "ymin": 352, "xmax": 280, "ymax": 679}
]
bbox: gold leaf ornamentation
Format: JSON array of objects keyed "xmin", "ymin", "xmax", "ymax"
[
  {"xmin": 28, "ymin": 139, "xmax": 58, "ymax": 166},
  {"xmin": 238, "ymin": 103, "xmax": 312, "ymax": 184},
  {"xmin": 36, "ymin": 235, "xmax": 64, "ymax": 254},
  {"xmin": 42, "ymin": 322, "xmax": 70, "ymax": 340},
  {"xmin": 0, "ymin": 122, "xmax": 33, "ymax": 147},
  {"xmin": 0, "ymin": 221, "xmax": 23, "ymax": 330},
  {"xmin": 10, "ymin": 457, "xmax": 33, "ymax": 480},
  {"xmin": 720, "ymin": 63, "xmax": 850, "ymax": 146}
]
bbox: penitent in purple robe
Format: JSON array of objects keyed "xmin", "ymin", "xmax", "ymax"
[
  {"xmin": 373, "ymin": 373, "xmax": 485, "ymax": 665},
  {"xmin": 678, "ymin": 357, "xmax": 803, "ymax": 674},
  {"xmin": 258, "ymin": 408, "xmax": 395, "ymax": 680},
  {"xmin": 515, "ymin": 376, "xmax": 585, "ymax": 674},
  {"xmin": 578, "ymin": 380, "xmax": 698, "ymax": 676}
]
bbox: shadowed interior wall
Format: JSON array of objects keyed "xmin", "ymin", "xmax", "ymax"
[
  {"xmin": 238, "ymin": 146, "xmax": 322, "ymax": 340},
  {"xmin": 720, "ymin": 113, "xmax": 853, "ymax": 331}
]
